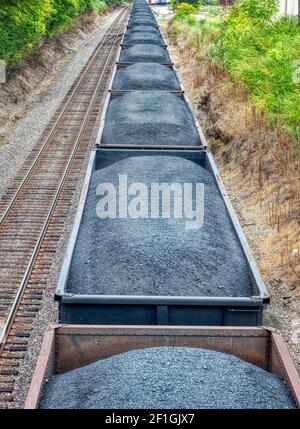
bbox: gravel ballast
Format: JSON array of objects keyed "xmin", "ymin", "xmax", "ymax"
[
  {"xmin": 113, "ymin": 63, "xmax": 180, "ymax": 90},
  {"xmin": 67, "ymin": 155, "xmax": 252, "ymax": 297},
  {"xmin": 119, "ymin": 44, "xmax": 171, "ymax": 63},
  {"xmin": 123, "ymin": 33, "xmax": 165, "ymax": 46},
  {"xmin": 39, "ymin": 346, "xmax": 295, "ymax": 409},
  {"xmin": 101, "ymin": 91, "xmax": 201, "ymax": 147}
]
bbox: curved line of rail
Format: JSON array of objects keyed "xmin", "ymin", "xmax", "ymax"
[{"xmin": 0, "ymin": 7, "xmax": 128, "ymax": 406}]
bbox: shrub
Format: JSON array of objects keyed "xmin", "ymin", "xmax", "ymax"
[
  {"xmin": 169, "ymin": 0, "xmax": 300, "ymax": 140},
  {"xmin": 176, "ymin": 3, "xmax": 197, "ymax": 17}
]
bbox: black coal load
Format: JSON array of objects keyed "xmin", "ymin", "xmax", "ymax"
[
  {"xmin": 119, "ymin": 44, "xmax": 171, "ymax": 64},
  {"xmin": 123, "ymin": 33, "xmax": 165, "ymax": 47},
  {"xmin": 128, "ymin": 18, "xmax": 157, "ymax": 27},
  {"xmin": 130, "ymin": 16, "xmax": 155, "ymax": 23},
  {"xmin": 131, "ymin": 8, "xmax": 151, "ymax": 13},
  {"xmin": 39, "ymin": 347, "xmax": 295, "ymax": 409},
  {"xmin": 128, "ymin": 19, "xmax": 157, "ymax": 25},
  {"xmin": 68, "ymin": 155, "xmax": 252, "ymax": 297},
  {"xmin": 132, "ymin": 9, "xmax": 153, "ymax": 12},
  {"xmin": 131, "ymin": 9, "xmax": 154, "ymax": 15},
  {"xmin": 112, "ymin": 63, "xmax": 180, "ymax": 91},
  {"xmin": 132, "ymin": 6, "xmax": 151, "ymax": 11},
  {"xmin": 101, "ymin": 91, "xmax": 201, "ymax": 147},
  {"xmin": 132, "ymin": 0, "xmax": 148, "ymax": 4},
  {"xmin": 126, "ymin": 26, "xmax": 161, "ymax": 35}
]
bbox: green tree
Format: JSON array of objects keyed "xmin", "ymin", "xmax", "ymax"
[
  {"xmin": 46, "ymin": 0, "xmax": 81, "ymax": 34},
  {"xmin": 0, "ymin": 0, "xmax": 52, "ymax": 63}
]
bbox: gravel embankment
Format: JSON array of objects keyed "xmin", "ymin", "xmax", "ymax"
[
  {"xmin": 113, "ymin": 63, "xmax": 180, "ymax": 90},
  {"xmin": 119, "ymin": 44, "xmax": 171, "ymax": 63},
  {"xmin": 39, "ymin": 346, "xmax": 296, "ymax": 409},
  {"xmin": 101, "ymin": 91, "xmax": 201, "ymax": 147},
  {"xmin": 68, "ymin": 155, "xmax": 252, "ymax": 297}
]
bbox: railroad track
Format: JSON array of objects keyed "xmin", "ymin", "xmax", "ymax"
[{"xmin": 0, "ymin": 7, "xmax": 128, "ymax": 407}]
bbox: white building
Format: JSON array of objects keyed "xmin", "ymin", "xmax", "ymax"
[{"xmin": 279, "ymin": 0, "xmax": 299, "ymax": 16}]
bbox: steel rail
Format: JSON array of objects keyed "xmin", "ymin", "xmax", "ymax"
[{"xmin": 0, "ymin": 9, "xmax": 127, "ymax": 348}]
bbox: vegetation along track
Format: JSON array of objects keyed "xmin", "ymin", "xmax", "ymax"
[{"xmin": 0, "ymin": 7, "xmax": 128, "ymax": 407}]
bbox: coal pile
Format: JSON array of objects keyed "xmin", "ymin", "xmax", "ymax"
[
  {"xmin": 132, "ymin": 5, "xmax": 150, "ymax": 10},
  {"xmin": 123, "ymin": 33, "xmax": 165, "ymax": 47},
  {"xmin": 132, "ymin": 1, "xmax": 149, "ymax": 5},
  {"xmin": 126, "ymin": 26, "xmax": 160, "ymax": 35},
  {"xmin": 133, "ymin": 0, "xmax": 148, "ymax": 3},
  {"xmin": 119, "ymin": 44, "xmax": 171, "ymax": 64},
  {"xmin": 132, "ymin": 0, "xmax": 148, "ymax": 4},
  {"xmin": 128, "ymin": 18, "xmax": 157, "ymax": 27},
  {"xmin": 39, "ymin": 347, "xmax": 295, "ymax": 409},
  {"xmin": 67, "ymin": 155, "xmax": 252, "ymax": 297},
  {"xmin": 132, "ymin": 7, "xmax": 151, "ymax": 11},
  {"xmin": 101, "ymin": 91, "xmax": 200, "ymax": 147},
  {"xmin": 132, "ymin": 9, "xmax": 151, "ymax": 14},
  {"xmin": 131, "ymin": 13, "xmax": 155, "ymax": 19},
  {"xmin": 112, "ymin": 63, "xmax": 180, "ymax": 90}
]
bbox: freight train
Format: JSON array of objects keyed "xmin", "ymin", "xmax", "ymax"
[
  {"xmin": 26, "ymin": 0, "xmax": 300, "ymax": 409},
  {"xmin": 55, "ymin": 0, "xmax": 269, "ymax": 327}
]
